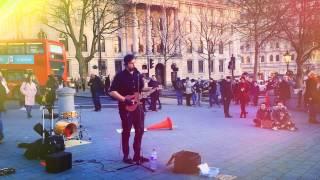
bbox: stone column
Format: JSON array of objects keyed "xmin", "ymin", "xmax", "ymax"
[
  {"xmin": 132, "ymin": 4, "xmax": 138, "ymax": 54},
  {"xmin": 56, "ymin": 87, "xmax": 76, "ymax": 114},
  {"xmin": 146, "ymin": 4, "xmax": 152, "ymax": 55}
]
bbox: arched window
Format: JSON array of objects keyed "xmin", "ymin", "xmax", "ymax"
[
  {"xmin": 81, "ymin": 35, "xmax": 88, "ymax": 52},
  {"xmin": 261, "ymin": 56, "xmax": 265, "ymax": 63},
  {"xmin": 198, "ymin": 40, "xmax": 203, "ymax": 53},
  {"xmin": 59, "ymin": 33, "xmax": 68, "ymax": 51},
  {"xmin": 187, "ymin": 39, "xmax": 192, "ymax": 53},
  {"xmin": 269, "ymin": 55, "xmax": 273, "ymax": 62},
  {"xmin": 276, "ymin": 54, "xmax": 280, "ymax": 61}
]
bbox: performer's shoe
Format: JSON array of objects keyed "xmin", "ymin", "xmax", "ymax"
[
  {"xmin": 122, "ymin": 158, "xmax": 133, "ymax": 164},
  {"xmin": 133, "ymin": 156, "xmax": 149, "ymax": 164}
]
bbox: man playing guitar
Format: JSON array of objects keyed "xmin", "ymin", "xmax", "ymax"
[{"xmin": 109, "ymin": 54, "xmax": 149, "ymax": 164}]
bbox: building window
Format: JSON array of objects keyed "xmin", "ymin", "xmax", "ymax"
[
  {"xmin": 138, "ymin": 38, "xmax": 144, "ymax": 53},
  {"xmin": 209, "ymin": 60, "xmax": 214, "ymax": 73},
  {"xmin": 269, "ymin": 55, "xmax": 273, "ymax": 62},
  {"xmin": 261, "ymin": 56, "xmax": 265, "ymax": 63},
  {"xmin": 276, "ymin": 42, "xmax": 279, "ymax": 48},
  {"xmin": 187, "ymin": 60, "xmax": 193, "ymax": 73},
  {"xmin": 152, "ymin": 38, "xmax": 155, "ymax": 53},
  {"xmin": 241, "ymin": 56, "xmax": 244, "ymax": 63},
  {"xmin": 276, "ymin": 54, "xmax": 280, "ymax": 61},
  {"xmin": 189, "ymin": 20, "xmax": 192, "ymax": 32},
  {"xmin": 187, "ymin": 39, "xmax": 192, "ymax": 53},
  {"xmin": 150, "ymin": 17, "xmax": 154, "ymax": 30},
  {"xmin": 118, "ymin": 36, "xmax": 122, "ymax": 52},
  {"xmin": 247, "ymin": 56, "xmax": 250, "ymax": 63},
  {"xmin": 198, "ymin": 60, "xmax": 204, "ymax": 73},
  {"xmin": 291, "ymin": 54, "xmax": 295, "ymax": 61},
  {"xmin": 59, "ymin": 33, "xmax": 68, "ymax": 51},
  {"xmin": 219, "ymin": 59, "xmax": 224, "ymax": 72},
  {"xmin": 219, "ymin": 41, "xmax": 223, "ymax": 54},
  {"xmin": 115, "ymin": 60, "xmax": 122, "ymax": 73},
  {"xmin": 81, "ymin": 35, "xmax": 88, "ymax": 52},
  {"xmin": 99, "ymin": 60, "xmax": 107, "ymax": 76},
  {"xmin": 198, "ymin": 40, "xmax": 203, "ymax": 53},
  {"xmin": 96, "ymin": 36, "xmax": 106, "ymax": 52}
]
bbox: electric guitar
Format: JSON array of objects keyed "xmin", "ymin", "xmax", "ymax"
[{"xmin": 125, "ymin": 87, "xmax": 160, "ymax": 112}]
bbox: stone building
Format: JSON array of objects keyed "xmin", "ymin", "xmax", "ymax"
[{"xmin": 0, "ymin": 0, "xmax": 241, "ymax": 85}]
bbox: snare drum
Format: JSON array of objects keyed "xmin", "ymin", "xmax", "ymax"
[
  {"xmin": 61, "ymin": 111, "xmax": 79, "ymax": 119},
  {"xmin": 54, "ymin": 121, "xmax": 78, "ymax": 138}
]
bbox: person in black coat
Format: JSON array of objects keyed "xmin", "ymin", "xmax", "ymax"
[
  {"xmin": 104, "ymin": 75, "xmax": 111, "ymax": 95},
  {"xmin": 45, "ymin": 75, "xmax": 58, "ymax": 115},
  {"xmin": 148, "ymin": 75, "xmax": 160, "ymax": 111},
  {"xmin": 304, "ymin": 71, "xmax": 319, "ymax": 124},
  {"xmin": 278, "ymin": 76, "xmax": 291, "ymax": 105},
  {"xmin": 220, "ymin": 76, "xmax": 233, "ymax": 118},
  {"xmin": 88, "ymin": 74, "xmax": 104, "ymax": 111}
]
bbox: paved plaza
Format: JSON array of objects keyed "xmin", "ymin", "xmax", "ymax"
[{"xmin": 1, "ymin": 98, "xmax": 320, "ymax": 180}]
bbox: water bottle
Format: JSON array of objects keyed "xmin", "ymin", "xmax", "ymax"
[{"xmin": 149, "ymin": 149, "xmax": 157, "ymax": 171}]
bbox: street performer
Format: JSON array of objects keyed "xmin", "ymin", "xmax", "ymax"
[{"xmin": 109, "ymin": 54, "xmax": 149, "ymax": 164}]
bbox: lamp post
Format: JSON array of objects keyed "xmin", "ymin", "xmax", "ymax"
[{"xmin": 283, "ymin": 50, "xmax": 291, "ymax": 73}]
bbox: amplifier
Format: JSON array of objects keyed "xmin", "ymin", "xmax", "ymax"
[{"xmin": 45, "ymin": 151, "xmax": 72, "ymax": 173}]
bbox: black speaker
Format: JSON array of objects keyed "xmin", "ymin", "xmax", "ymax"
[{"xmin": 45, "ymin": 151, "xmax": 72, "ymax": 173}]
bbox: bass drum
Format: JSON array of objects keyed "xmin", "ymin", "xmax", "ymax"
[{"xmin": 54, "ymin": 121, "xmax": 78, "ymax": 138}]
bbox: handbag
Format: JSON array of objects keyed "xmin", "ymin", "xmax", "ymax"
[{"xmin": 167, "ymin": 150, "xmax": 201, "ymax": 174}]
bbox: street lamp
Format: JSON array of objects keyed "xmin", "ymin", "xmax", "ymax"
[{"xmin": 283, "ymin": 50, "xmax": 291, "ymax": 72}]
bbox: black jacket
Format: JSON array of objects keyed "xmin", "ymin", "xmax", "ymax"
[
  {"xmin": 220, "ymin": 80, "xmax": 233, "ymax": 99},
  {"xmin": 88, "ymin": 75, "xmax": 104, "ymax": 96}
]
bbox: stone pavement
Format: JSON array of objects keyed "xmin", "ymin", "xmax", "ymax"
[{"xmin": 0, "ymin": 98, "xmax": 320, "ymax": 180}]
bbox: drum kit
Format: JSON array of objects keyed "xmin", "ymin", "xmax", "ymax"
[{"xmin": 42, "ymin": 107, "xmax": 90, "ymax": 141}]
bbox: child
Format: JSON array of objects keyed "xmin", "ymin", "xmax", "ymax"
[
  {"xmin": 272, "ymin": 101, "xmax": 297, "ymax": 131},
  {"xmin": 253, "ymin": 103, "xmax": 272, "ymax": 127}
]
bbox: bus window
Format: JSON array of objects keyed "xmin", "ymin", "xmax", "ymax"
[
  {"xmin": 8, "ymin": 43, "xmax": 25, "ymax": 54},
  {"xmin": 50, "ymin": 61, "xmax": 65, "ymax": 77},
  {"xmin": 50, "ymin": 53, "xmax": 64, "ymax": 60},
  {"xmin": 26, "ymin": 43, "xmax": 44, "ymax": 54},
  {"xmin": 0, "ymin": 43, "xmax": 7, "ymax": 55},
  {"xmin": 49, "ymin": 44, "xmax": 63, "ymax": 54}
]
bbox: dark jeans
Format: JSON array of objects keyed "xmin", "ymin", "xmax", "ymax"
[
  {"xmin": 223, "ymin": 97, "xmax": 231, "ymax": 116},
  {"xmin": 240, "ymin": 101, "xmax": 247, "ymax": 117},
  {"xmin": 209, "ymin": 93, "xmax": 220, "ymax": 107},
  {"xmin": 119, "ymin": 105, "xmax": 144, "ymax": 159},
  {"xmin": 176, "ymin": 91, "xmax": 183, "ymax": 105},
  {"xmin": 150, "ymin": 93, "xmax": 158, "ymax": 111},
  {"xmin": 92, "ymin": 94, "xmax": 101, "ymax": 110},
  {"xmin": 25, "ymin": 105, "xmax": 32, "ymax": 116},
  {"xmin": 186, "ymin": 94, "xmax": 192, "ymax": 106},
  {"xmin": 309, "ymin": 103, "xmax": 318, "ymax": 122}
]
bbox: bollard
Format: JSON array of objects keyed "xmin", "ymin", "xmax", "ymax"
[{"xmin": 56, "ymin": 87, "xmax": 76, "ymax": 114}]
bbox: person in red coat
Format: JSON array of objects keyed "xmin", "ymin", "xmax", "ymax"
[{"xmin": 239, "ymin": 77, "xmax": 250, "ymax": 118}]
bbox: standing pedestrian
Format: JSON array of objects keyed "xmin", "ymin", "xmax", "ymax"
[
  {"xmin": 193, "ymin": 78, "xmax": 202, "ymax": 106},
  {"xmin": 208, "ymin": 78, "xmax": 217, "ymax": 107},
  {"xmin": 104, "ymin": 75, "xmax": 111, "ymax": 95},
  {"xmin": 220, "ymin": 76, "xmax": 233, "ymax": 118},
  {"xmin": 239, "ymin": 77, "xmax": 250, "ymax": 118},
  {"xmin": 173, "ymin": 77, "xmax": 184, "ymax": 105},
  {"xmin": 184, "ymin": 77, "xmax": 193, "ymax": 106},
  {"xmin": 251, "ymin": 81, "xmax": 260, "ymax": 106},
  {"xmin": 20, "ymin": 74, "xmax": 37, "ymax": 118},
  {"xmin": 278, "ymin": 75, "xmax": 291, "ymax": 106},
  {"xmin": 148, "ymin": 75, "xmax": 160, "ymax": 111},
  {"xmin": 88, "ymin": 74, "xmax": 104, "ymax": 111},
  {"xmin": 45, "ymin": 75, "xmax": 58, "ymax": 115},
  {"xmin": 304, "ymin": 71, "xmax": 319, "ymax": 124},
  {"xmin": 0, "ymin": 72, "xmax": 9, "ymax": 143}
]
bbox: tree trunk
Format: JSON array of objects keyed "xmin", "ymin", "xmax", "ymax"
[
  {"xmin": 253, "ymin": 41, "xmax": 259, "ymax": 81},
  {"xmin": 76, "ymin": 51, "xmax": 88, "ymax": 79},
  {"xmin": 295, "ymin": 57, "xmax": 304, "ymax": 88},
  {"xmin": 208, "ymin": 56, "xmax": 211, "ymax": 79},
  {"xmin": 163, "ymin": 60, "xmax": 167, "ymax": 87}
]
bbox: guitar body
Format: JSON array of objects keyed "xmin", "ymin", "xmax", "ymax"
[{"xmin": 125, "ymin": 92, "xmax": 140, "ymax": 112}]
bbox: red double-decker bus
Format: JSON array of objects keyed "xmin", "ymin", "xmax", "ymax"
[{"xmin": 0, "ymin": 39, "xmax": 67, "ymax": 98}]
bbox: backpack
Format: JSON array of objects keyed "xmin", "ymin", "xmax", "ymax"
[{"xmin": 167, "ymin": 150, "xmax": 201, "ymax": 174}]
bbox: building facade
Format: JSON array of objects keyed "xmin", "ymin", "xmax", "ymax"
[{"xmin": 0, "ymin": 0, "xmax": 242, "ymax": 85}]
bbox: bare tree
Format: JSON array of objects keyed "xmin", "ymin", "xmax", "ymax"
[
  {"xmin": 151, "ymin": 10, "xmax": 189, "ymax": 85},
  {"xmin": 277, "ymin": 0, "xmax": 320, "ymax": 87},
  {"xmin": 232, "ymin": 0, "xmax": 282, "ymax": 80},
  {"xmin": 44, "ymin": 0, "xmax": 126, "ymax": 78},
  {"xmin": 194, "ymin": 7, "xmax": 232, "ymax": 78}
]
